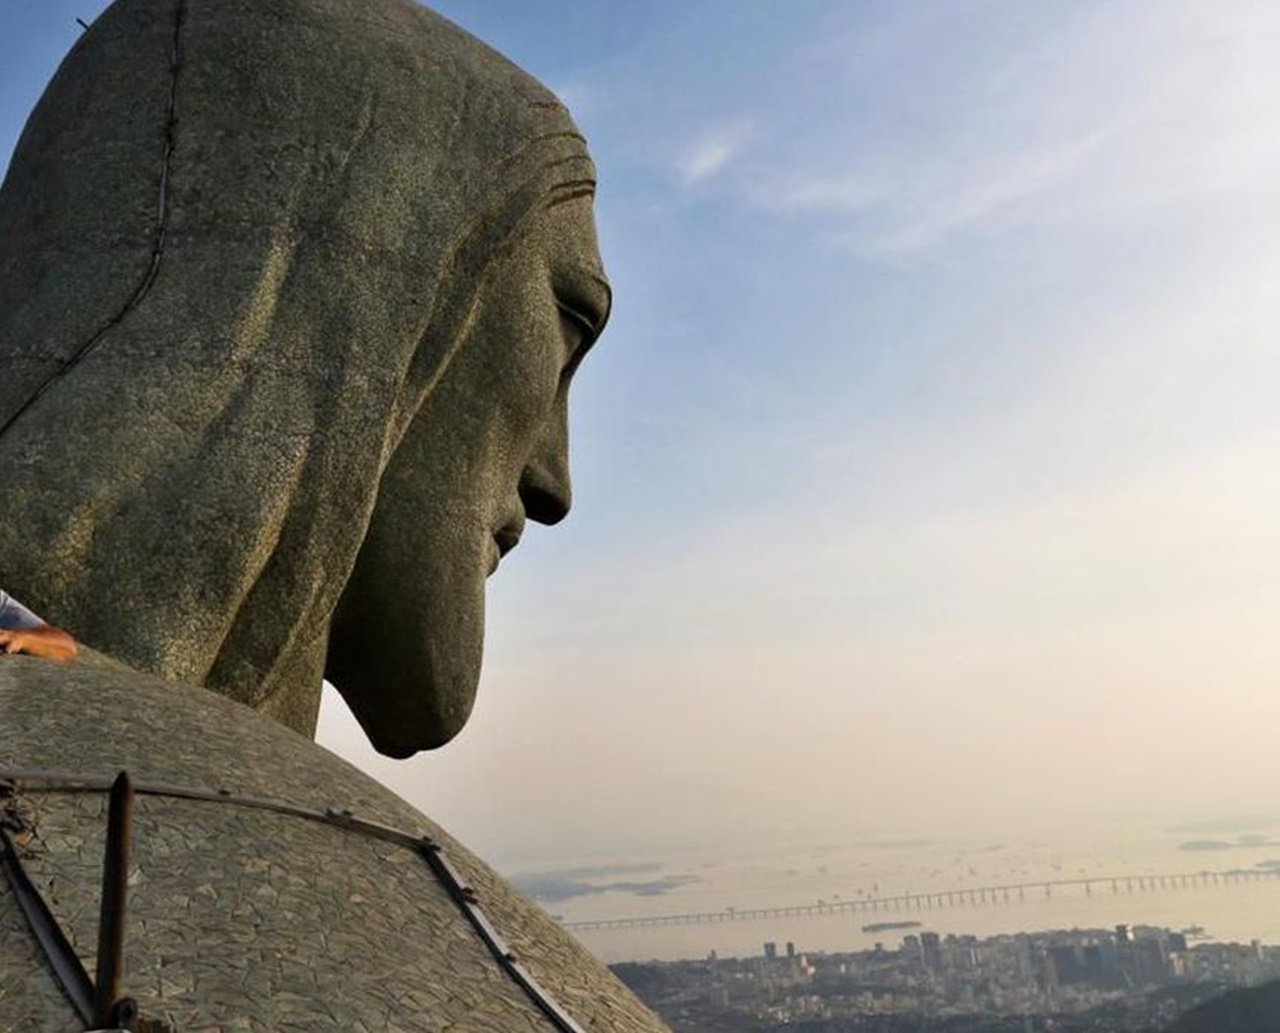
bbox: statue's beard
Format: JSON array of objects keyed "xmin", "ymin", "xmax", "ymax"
[{"xmin": 325, "ymin": 524, "xmax": 487, "ymax": 757}]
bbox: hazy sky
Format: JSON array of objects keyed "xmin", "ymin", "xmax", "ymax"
[{"xmin": 4, "ymin": 1, "xmax": 1279, "ymax": 872}]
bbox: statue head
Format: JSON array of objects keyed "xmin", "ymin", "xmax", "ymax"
[
  {"xmin": 0, "ymin": 0, "xmax": 610, "ymax": 755},
  {"xmin": 327, "ymin": 189, "xmax": 611, "ymax": 755}
]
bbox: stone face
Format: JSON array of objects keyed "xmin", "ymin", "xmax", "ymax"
[
  {"xmin": 0, "ymin": 0, "xmax": 609, "ymax": 753},
  {"xmin": 0, "ymin": 659, "xmax": 667, "ymax": 1031}
]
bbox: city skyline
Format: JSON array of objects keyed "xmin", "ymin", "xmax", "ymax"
[{"xmin": 615, "ymin": 920, "xmax": 1277, "ymax": 1030}]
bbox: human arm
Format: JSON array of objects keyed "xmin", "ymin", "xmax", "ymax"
[{"xmin": 0, "ymin": 623, "xmax": 79, "ymax": 662}]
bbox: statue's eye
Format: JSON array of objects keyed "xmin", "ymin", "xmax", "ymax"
[
  {"xmin": 555, "ymin": 302, "xmax": 597, "ymax": 383},
  {"xmin": 551, "ymin": 265, "xmax": 611, "ymax": 357},
  {"xmin": 556, "ymin": 301, "xmax": 597, "ymax": 347}
]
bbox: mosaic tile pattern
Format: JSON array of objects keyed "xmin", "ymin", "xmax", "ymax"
[{"xmin": 0, "ymin": 658, "xmax": 668, "ymax": 1031}]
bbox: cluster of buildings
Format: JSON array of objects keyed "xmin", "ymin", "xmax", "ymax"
[{"xmin": 613, "ymin": 925, "xmax": 1280, "ymax": 1031}]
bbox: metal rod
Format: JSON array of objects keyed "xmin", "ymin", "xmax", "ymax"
[
  {"xmin": 0, "ymin": 769, "xmax": 424, "ymax": 851},
  {"xmin": 0, "ymin": 822, "xmax": 96, "ymax": 1024},
  {"xmin": 92, "ymin": 771, "xmax": 134, "ymax": 1028},
  {"xmin": 420, "ymin": 841, "xmax": 588, "ymax": 1033}
]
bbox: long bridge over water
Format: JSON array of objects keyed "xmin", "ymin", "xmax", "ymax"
[{"xmin": 562, "ymin": 866, "xmax": 1280, "ymax": 931}]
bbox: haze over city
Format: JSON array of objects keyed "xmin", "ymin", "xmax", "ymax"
[{"xmin": 4, "ymin": 0, "xmax": 1278, "ymax": 882}]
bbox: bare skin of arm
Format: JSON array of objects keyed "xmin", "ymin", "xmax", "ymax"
[{"xmin": 0, "ymin": 625, "xmax": 78, "ymax": 662}]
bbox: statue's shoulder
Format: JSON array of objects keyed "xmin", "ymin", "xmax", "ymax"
[{"xmin": 0, "ymin": 661, "xmax": 669, "ymax": 1032}]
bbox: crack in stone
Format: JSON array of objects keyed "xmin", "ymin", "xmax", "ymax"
[{"xmin": 0, "ymin": 0, "xmax": 188, "ymax": 442}]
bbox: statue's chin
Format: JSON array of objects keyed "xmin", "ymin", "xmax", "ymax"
[
  {"xmin": 325, "ymin": 558, "xmax": 487, "ymax": 757},
  {"xmin": 329, "ymin": 634, "xmax": 483, "ymax": 756},
  {"xmin": 365, "ymin": 709, "xmax": 468, "ymax": 758}
]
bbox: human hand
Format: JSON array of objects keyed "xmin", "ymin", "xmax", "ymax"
[{"xmin": 0, "ymin": 626, "xmax": 79, "ymax": 662}]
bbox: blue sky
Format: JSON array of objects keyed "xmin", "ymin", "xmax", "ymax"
[{"xmin": 4, "ymin": 1, "xmax": 1280, "ymax": 869}]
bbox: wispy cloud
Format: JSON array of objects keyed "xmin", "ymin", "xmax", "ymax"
[
  {"xmin": 870, "ymin": 125, "xmax": 1120, "ymax": 255},
  {"xmin": 678, "ymin": 121, "xmax": 753, "ymax": 185},
  {"xmin": 734, "ymin": 1, "xmax": 1280, "ymax": 259}
]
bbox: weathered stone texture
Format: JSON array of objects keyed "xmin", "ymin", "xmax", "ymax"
[
  {"xmin": 0, "ymin": 660, "xmax": 668, "ymax": 1031},
  {"xmin": 0, "ymin": 0, "xmax": 607, "ymax": 754}
]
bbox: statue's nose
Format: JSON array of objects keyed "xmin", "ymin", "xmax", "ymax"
[
  {"xmin": 519, "ymin": 394, "xmax": 572, "ymax": 525},
  {"xmin": 519, "ymin": 453, "xmax": 572, "ymax": 525}
]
